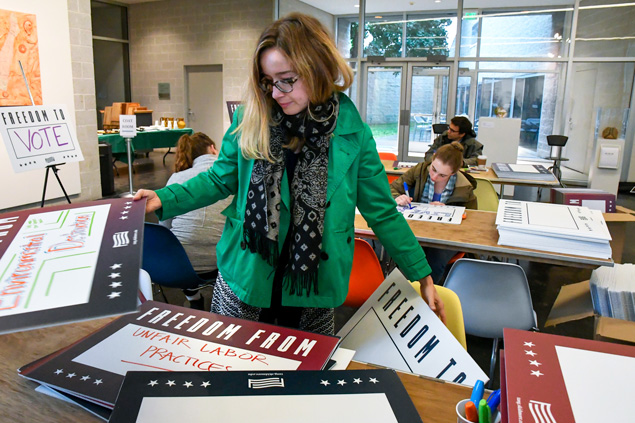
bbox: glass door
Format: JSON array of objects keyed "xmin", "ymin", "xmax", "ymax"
[
  {"xmin": 364, "ymin": 64, "xmax": 406, "ymax": 157},
  {"xmin": 403, "ymin": 64, "xmax": 451, "ymax": 160}
]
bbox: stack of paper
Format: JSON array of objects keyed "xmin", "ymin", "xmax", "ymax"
[
  {"xmin": 492, "ymin": 162, "xmax": 557, "ymax": 181},
  {"xmin": 590, "ymin": 263, "xmax": 635, "ymax": 321},
  {"xmin": 495, "ymin": 200, "xmax": 612, "ymax": 259}
]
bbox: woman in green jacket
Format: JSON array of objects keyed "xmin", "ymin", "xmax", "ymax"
[{"xmin": 134, "ymin": 13, "xmax": 444, "ymax": 335}]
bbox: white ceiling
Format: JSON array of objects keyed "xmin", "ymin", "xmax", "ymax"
[{"xmin": 114, "ymin": 0, "xmax": 577, "ymax": 15}]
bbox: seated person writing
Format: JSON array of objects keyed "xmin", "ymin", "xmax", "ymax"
[
  {"xmin": 160, "ymin": 132, "xmax": 232, "ymax": 310},
  {"xmin": 390, "ymin": 141, "xmax": 477, "ymax": 283},
  {"xmin": 424, "ymin": 116, "xmax": 483, "ymax": 168}
]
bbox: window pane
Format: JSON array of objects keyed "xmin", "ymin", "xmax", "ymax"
[
  {"xmin": 337, "ymin": 16, "xmax": 358, "ymax": 58},
  {"xmin": 461, "ymin": 3, "xmax": 572, "ymax": 58},
  {"xmin": 91, "ymin": 1, "xmax": 128, "ymax": 39},
  {"xmin": 405, "ymin": 14, "xmax": 457, "ymax": 58},
  {"xmin": 366, "ymin": 66, "xmax": 402, "ymax": 154},
  {"xmin": 466, "ymin": 62, "xmax": 564, "ymax": 159},
  {"xmin": 575, "ymin": 0, "xmax": 635, "ymax": 57},
  {"xmin": 364, "ymin": 15, "xmax": 403, "ymax": 58},
  {"xmin": 93, "ymin": 40, "xmax": 130, "ymax": 128}
]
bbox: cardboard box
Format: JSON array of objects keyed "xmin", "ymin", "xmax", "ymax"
[{"xmin": 546, "ymin": 280, "xmax": 635, "ymax": 345}]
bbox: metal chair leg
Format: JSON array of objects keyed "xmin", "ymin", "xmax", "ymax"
[{"xmin": 488, "ymin": 337, "xmax": 499, "ymax": 389}]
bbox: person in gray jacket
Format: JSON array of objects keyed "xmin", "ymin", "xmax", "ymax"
[
  {"xmin": 160, "ymin": 132, "xmax": 232, "ymax": 309},
  {"xmin": 424, "ymin": 116, "xmax": 483, "ymax": 167}
]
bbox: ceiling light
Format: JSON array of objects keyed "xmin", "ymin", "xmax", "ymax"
[
  {"xmin": 354, "ymin": 4, "xmax": 359, "ymax": 7},
  {"xmin": 435, "ymin": 0, "xmax": 441, "ymax": 3}
]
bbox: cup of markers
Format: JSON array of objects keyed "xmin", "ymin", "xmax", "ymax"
[{"xmin": 455, "ymin": 380, "xmax": 501, "ymax": 423}]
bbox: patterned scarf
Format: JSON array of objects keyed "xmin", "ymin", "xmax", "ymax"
[
  {"xmin": 423, "ymin": 173, "xmax": 457, "ymax": 204},
  {"xmin": 243, "ymin": 94, "xmax": 339, "ymax": 297}
]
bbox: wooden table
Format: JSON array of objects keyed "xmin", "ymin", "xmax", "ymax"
[
  {"xmin": 355, "ymin": 209, "xmax": 615, "ymax": 268},
  {"xmin": 0, "ymin": 318, "xmax": 472, "ymax": 423},
  {"xmin": 347, "ymin": 361, "xmax": 474, "ymax": 423}
]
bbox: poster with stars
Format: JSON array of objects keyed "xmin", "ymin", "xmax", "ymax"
[
  {"xmin": 109, "ymin": 369, "xmax": 422, "ymax": 423},
  {"xmin": 502, "ymin": 328, "xmax": 635, "ymax": 423},
  {"xmin": 18, "ymin": 301, "xmax": 340, "ymax": 412},
  {"xmin": 0, "ymin": 104, "xmax": 83, "ymax": 173},
  {"xmin": 0, "ymin": 197, "xmax": 144, "ymax": 334}
]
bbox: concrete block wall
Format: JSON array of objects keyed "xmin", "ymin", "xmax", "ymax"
[
  {"xmin": 68, "ymin": 0, "xmax": 101, "ymax": 201},
  {"xmin": 128, "ymin": 0, "xmax": 273, "ymax": 131}
]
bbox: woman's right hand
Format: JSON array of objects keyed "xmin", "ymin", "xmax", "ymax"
[
  {"xmin": 395, "ymin": 194, "xmax": 413, "ymax": 207},
  {"xmin": 133, "ymin": 189, "xmax": 162, "ymax": 214}
]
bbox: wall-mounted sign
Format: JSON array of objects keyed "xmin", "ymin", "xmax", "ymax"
[
  {"xmin": 158, "ymin": 82, "xmax": 170, "ymax": 100},
  {"xmin": 0, "ymin": 104, "xmax": 83, "ymax": 173}
]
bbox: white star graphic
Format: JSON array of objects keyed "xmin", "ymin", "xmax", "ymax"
[
  {"xmin": 54, "ymin": 369, "xmax": 64, "ymax": 375},
  {"xmin": 124, "ymin": 206, "xmax": 132, "ymax": 209},
  {"xmin": 531, "ymin": 370, "xmax": 544, "ymax": 377},
  {"xmin": 166, "ymin": 380, "xmax": 176, "ymax": 386},
  {"xmin": 108, "ymin": 273, "xmax": 121, "ymax": 279},
  {"xmin": 125, "ymin": 202, "xmax": 132, "ymax": 205},
  {"xmin": 337, "ymin": 380, "xmax": 347, "ymax": 386},
  {"xmin": 110, "ymin": 263, "xmax": 122, "ymax": 270},
  {"xmin": 369, "ymin": 378, "xmax": 379, "ymax": 384},
  {"xmin": 94, "ymin": 379, "xmax": 103, "ymax": 385},
  {"xmin": 120, "ymin": 216, "xmax": 128, "ymax": 220},
  {"xmin": 66, "ymin": 373, "xmax": 76, "ymax": 378},
  {"xmin": 524, "ymin": 341, "xmax": 535, "ymax": 347},
  {"xmin": 184, "ymin": 381, "xmax": 193, "ymax": 388},
  {"xmin": 201, "ymin": 381, "xmax": 211, "ymax": 388},
  {"xmin": 148, "ymin": 380, "xmax": 159, "ymax": 387},
  {"xmin": 529, "ymin": 360, "xmax": 542, "ymax": 367},
  {"xmin": 524, "ymin": 350, "xmax": 537, "ymax": 357},
  {"xmin": 121, "ymin": 210, "xmax": 129, "ymax": 214},
  {"xmin": 80, "ymin": 375, "xmax": 91, "ymax": 381},
  {"xmin": 108, "ymin": 292, "xmax": 121, "ymax": 299},
  {"xmin": 320, "ymin": 380, "xmax": 330, "ymax": 386},
  {"xmin": 353, "ymin": 378, "xmax": 362, "ymax": 384},
  {"xmin": 109, "ymin": 281, "xmax": 123, "ymax": 288}
]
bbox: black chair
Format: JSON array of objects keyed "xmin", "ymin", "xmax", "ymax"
[
  {"xmin": 141, "ymin": 222, "xmax": 216, "ymax": 309},
  {"xmin": 226, "ymin": 101, "xmax": 241, "ymax": 123},
  {"xmin": 546, "ymin": 135, "xmax": 568, "ymax": 187},
  {"xmin": 432, "ymin": 123, "xmax": 449, "ymax": 135}
]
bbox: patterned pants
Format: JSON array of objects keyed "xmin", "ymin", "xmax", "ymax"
[{"xmin": 211, "ymin": 272, "xmax": 335, "ymax": 335}]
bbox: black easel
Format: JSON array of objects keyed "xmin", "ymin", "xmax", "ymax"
[{"xmin": 41, "ymin": 163, "xmax": 71, "ymax": 207}]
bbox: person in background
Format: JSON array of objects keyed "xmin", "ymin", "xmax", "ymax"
[
  {"xmin": 424, "ymin": 116, "xmax": 483, "ymax": 168},
  {"xmin": 134, "ymin": 13, "xmax": 445, "ymax": 334},
  {"xmin": 160, "ymin": 132, "xmax": 232, "ymax": 310},
  {"xmin": 391, "ymin": 141, "xmax": 477, "ymax": 283}
]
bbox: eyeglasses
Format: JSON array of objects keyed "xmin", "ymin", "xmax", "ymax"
[
  {"xmin": 447, "ymin": 126, "xmax": 460, "ymax": 133},
  {"xmin": 259, "ymin": 76, "xmax": 299, "ymax": 94}
]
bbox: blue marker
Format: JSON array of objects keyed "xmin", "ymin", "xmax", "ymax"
[
  {"xmin": 486, "ymin": 389, "xmax": 501, "ymax": 412},
  {"xmin": 470, "ymin": 380, "xmax": 485, "ymax": 405},
  {"xmin": 403, "ymin": 182, "xmax": 414, "ymax": 209}
]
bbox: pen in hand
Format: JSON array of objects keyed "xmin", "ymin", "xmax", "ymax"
[{"xmin": 403, "ymin": 182, "xmax": 413, "ymax": 209}]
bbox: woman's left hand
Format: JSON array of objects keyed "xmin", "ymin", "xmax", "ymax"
[{"xmin": 418, "ymin": 275, "xmax": 446, "ymax": 324}]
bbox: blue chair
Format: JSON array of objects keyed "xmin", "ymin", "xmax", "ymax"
[
  {"xmin": 443, "ymin": 258, "xmax": 537, "ymax": 387},
  {"xmin": 142, "ymin": 222, "xmax": 215, "ymax": 306}
]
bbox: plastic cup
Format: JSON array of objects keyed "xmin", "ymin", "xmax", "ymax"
[{"xmin": 456, "ymin": 398, "xmax": 501, "ymax": 423}]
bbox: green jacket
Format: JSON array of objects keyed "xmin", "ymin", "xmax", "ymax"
[
  {"xmin": 155, "ymin": 93, "xmax": 431, "ymax": 308},
  {"xmin": 390, "ymin": 161, "xmax": 478, "ymax": 210}
]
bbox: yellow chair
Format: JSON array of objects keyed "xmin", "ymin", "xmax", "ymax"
[
  {"xmin": 473, "ymin": 177, "xmax": 499, "ymax": 212},
  {"xmin": 410, "ymin": 281, "xmax": 467, "ymax": 350}
]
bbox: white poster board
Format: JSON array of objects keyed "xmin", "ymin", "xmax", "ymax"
[
  {"xmin": 477, "ymin": 117, "xmax": 521, "ymax": 166},
  {"xmin": 337, "ymin": 269, "xmax": 488, "ymax": 386},
  {"xmin": 0, "ymin": 104, "xmax": 83, "ymax": 172}
]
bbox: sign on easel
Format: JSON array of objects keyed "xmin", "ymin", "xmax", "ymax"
[
  {"xmin": 0, "ymin": 104, "xmax": 83, "ymax": 173},
  {"xmin": 119, "ymin": 115, "xmax": 136, "ymax": 138}
]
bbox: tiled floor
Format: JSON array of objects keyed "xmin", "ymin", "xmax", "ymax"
[{"xmin": 107, "ymin": 149, "xmax": 635, "ymax": 389}]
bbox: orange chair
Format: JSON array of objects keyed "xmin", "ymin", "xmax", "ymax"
[
  {"xmin": 387, "ymin": 174, "xmax": 399, "ymax": 184},
  {"xmin": 343, "ymin": 239, "xmax": 385, "ymax": 308},
  {"xmin": 378, "ymin": 152, "xmax": 397, "ymax": 161}
]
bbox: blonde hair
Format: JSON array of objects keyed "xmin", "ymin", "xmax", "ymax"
[
  {"xmin": 236, "ymin": 13, "xmax": 354, "ymax": 162},
  {"xmin": 174, "ymin": 132, "xmax": 215, "ymax": 172},
  {"xmin": 433, "ymin": 141, "xmax": 464, "ymax": 173}
]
